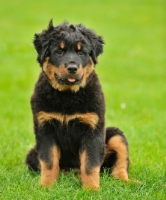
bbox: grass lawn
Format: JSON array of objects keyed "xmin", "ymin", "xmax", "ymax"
[{"xmin": 0, "ymin": 0, "xmax": 165, "ymax": 199}]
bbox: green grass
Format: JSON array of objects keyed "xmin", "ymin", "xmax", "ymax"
[{"xmin": 0, "ymin": 0, "xmax": 165, "ymax": 199}]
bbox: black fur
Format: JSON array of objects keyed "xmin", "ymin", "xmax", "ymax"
[
  {"xmin": 25, "ymin": 20, "xmax": 129, "ymax": 188},
  {"xmin": 34, "ymin": 19, "xmax": 104, "ymax": 65}
]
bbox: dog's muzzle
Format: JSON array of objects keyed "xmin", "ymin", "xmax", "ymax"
[
  {"xmin": 64, "ymin": 62, "xmax": 79, "ymax": 83},
  {"xmin": 55, "ymin": 62, "xmax": 82, "ymax": 85}
]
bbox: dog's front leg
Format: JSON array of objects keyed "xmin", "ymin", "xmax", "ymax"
[
  {"xmin": 37, "ymin": 127, "xmax": 60, "ymax": 187},
  {"xmin": 80, "ymin": 135, "xmax": 105, "ymax": 189}
]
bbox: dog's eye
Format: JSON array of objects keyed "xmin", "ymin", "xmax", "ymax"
[
  {"xmin": 77, "ymin": 51, "xmax": 84, "ymax": 56},
  {"xmin": 56, "ymin": 50, "xmax": 64, "ymax": 55}
]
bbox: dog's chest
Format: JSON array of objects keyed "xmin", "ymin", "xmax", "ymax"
[
  {"xmin": 45, "ymin": 89, "xmax": 92, "ymax": 113},
  {"xmin": 35, "ymin": 87, "xmax": 100, "ymax": 132}
]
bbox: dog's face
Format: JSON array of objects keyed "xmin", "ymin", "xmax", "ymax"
[{"xmin": 33, "ymin": 20, "xmax": 104, "ymax": 92}]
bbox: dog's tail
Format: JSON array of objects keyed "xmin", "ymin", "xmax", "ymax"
[{"xmin": 25, "ymin": 146, "xmax": 41, "ymax": 171}]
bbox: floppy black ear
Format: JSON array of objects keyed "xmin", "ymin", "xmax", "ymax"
[
  {"xmin": 33, "ymin": 19, "xmax": 54, "ymax": 66},
  {"xmin": 77, "ymin": 25, "xmax": 104, "ymax": 64},
  {"xmin": 89, "ymin": 34, "xmax": 104, "ymax": 64}
]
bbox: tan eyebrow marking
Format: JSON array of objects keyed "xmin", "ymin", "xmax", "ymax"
[
  {"xmin": 60, "ymin": 42, "xmax": 65, "ymax": 49},
  {"xmin": 77, "ymin": 42, "xmax": 81, "ymax": 50},
  {"xmin": 37, "ymin": 111, "xmax": 99, "ymax": 129}
]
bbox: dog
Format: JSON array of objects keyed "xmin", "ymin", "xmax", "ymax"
[{"xmin": 25, "ymin": 20, "xmax": 129, "ymax": 189}]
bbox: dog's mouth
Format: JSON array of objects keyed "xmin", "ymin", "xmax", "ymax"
[{"xmin": 55, "ymin": 74, "xmax": 83, "ymax": 85}]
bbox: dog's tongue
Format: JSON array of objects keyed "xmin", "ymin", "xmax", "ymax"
[{"xmin": 68, "ymin": 78, "xmax": 76, "ymax": 82}]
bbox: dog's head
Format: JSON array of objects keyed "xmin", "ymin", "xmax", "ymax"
[{"xmin": 33, "ymin": 20, "xmax": 104, "ymax": 92}]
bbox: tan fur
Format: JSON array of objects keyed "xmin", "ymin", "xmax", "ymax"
[
  {"xmin": 43, "ymin": 57, "xmax": 58, "ymax": 88},
  {"xmin": 42, "ymin": 57, "xmax": 94, "ymax": 92},
  {"xmin": 77, "ymin": 42, "xmax": 81, "ymax": 50},
  {"xmin": 60, "ymin": 42, "xmax": 65, "ymax": 49},
  {"xmin": 40, "ymin": 146, "xmax": 60, "ymax": 186},
  {"xmin": 37, "ymin": 111, "xmax": 99, "ymax": 129},
  {"xmin": 80, "ymin": 57, "xmax": 94, "ymax": 89},
  {"xmin": 106, "ymin": 135, "xmax": 129, "ymax": 181},
  {"xmin": 80, "ymin": 151, "xmax": 100, "ymax": 189}
]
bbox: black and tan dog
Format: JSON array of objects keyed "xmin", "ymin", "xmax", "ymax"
[{"xmin": 25, "ymin": 20, "xmax": 129, "ymax": 189}]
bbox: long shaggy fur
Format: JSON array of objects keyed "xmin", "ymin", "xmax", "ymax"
[{"xmin": 25, "ymin": 20, "xmax": 129, "ymax": 189}]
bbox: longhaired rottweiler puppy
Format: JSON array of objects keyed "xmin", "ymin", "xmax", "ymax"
[{"xmin": 25, "ymin": 20, "xmax": 129, "ymax": 189}]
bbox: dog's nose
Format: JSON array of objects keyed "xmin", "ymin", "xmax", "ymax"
[{"xmin": 67, "ymin": 64, "xmax": 78, "ymax": 74}]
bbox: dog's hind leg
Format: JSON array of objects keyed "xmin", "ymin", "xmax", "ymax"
[
  {"xmin": 25, "ymin": 146, "xmax": 41, "ymax": 172},
  {"xmin": 102, "ymin": 127, "xmax": 129, "ymax": 181}
]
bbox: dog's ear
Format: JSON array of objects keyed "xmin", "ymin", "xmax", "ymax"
[
  {"xmin": 33, "ymin": 19, "xmax": 54, "ymax": 66},
  {"xmin": 88, "ymin": 34, "xmax": 104, "ymax": 65},
  {"xmin": 78, "ymin": 25, "xmax": 104, "ymax": 64}
]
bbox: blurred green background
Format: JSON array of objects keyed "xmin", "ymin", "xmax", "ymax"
[{"xmin": 0, "ymin": 0, "xmax": 165, "ymax": 199}]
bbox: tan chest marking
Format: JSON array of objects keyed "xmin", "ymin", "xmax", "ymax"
[{"xmin": 37, "ymin": 111, "xmax": 99, "ymax": 129}]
